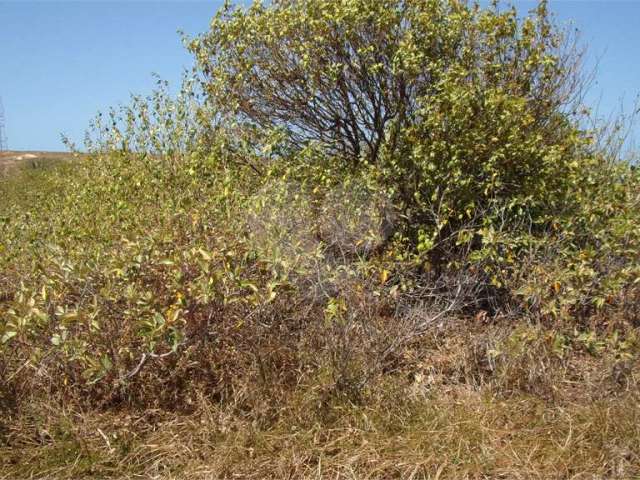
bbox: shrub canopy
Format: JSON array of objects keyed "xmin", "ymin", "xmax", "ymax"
[{"xmin": 190, "ymin": 0, "xmax": 593, "ymax": 251}]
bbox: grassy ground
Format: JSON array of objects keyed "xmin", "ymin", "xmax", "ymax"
[{"xmin": 3, "ymin": 392, "xmax": 640, "ymax": 479}]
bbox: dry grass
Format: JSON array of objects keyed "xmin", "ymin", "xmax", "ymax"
[
  {"xmin": 3, "ymin": 320, "xmax": 639, "ymax": 479},
  {"xmin": 3, "ymin": 389, "xmax": 639, "ymax": 479}
]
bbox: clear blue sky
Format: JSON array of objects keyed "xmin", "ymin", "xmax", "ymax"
[{"xmin": 0, "ymin": 0, "xmax": 638, "ymax": 151}]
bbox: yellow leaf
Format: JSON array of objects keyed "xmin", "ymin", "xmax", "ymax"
[{"xmin": 379, "ymin": 269, "xmax": 390, "ymax": 284}]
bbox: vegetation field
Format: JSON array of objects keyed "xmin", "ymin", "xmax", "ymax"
[{"xmin": 2, "ymin": 1, "xmax": 640, "ymax": 478}]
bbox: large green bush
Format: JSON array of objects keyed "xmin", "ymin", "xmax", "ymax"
[
  {"xmin": 183, "ymin": 0, "xmax": 640, "ymax": 318},
  {"xmin": 190, "ymin": 0, "xmax": 590, "ymax": 245}
]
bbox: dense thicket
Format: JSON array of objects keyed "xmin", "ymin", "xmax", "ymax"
[
  {"xmin": 187, "ymin": 0, "xmax": 640, "ymax": 314},
  {"xmin": 1, "ymin": 5, "xmax": 640, "ymax": 474}
]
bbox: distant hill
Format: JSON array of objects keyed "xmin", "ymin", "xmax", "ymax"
[{"xmin": 0, "ymin": 150, "xmax": 76, "ymax": 174}]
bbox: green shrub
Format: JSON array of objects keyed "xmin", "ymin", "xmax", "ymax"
[
  {"xmin": 191, "ymin": 0, "xmax": 584, "ymax": 240},
  {"xmin": 188, "ymin": 0, "xmax": 640, "ymax": 318}
]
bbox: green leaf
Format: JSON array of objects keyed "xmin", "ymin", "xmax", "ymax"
[{"xmin": 1, "ymin": 331, "xmax": 17, "ymax": 344}]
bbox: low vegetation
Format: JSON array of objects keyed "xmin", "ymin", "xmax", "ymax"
[{"xmin": 2, "ymin": 1, "xmax": 640, "ymax": 478}]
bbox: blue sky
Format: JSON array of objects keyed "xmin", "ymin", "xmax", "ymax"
[{"xmin": 0, "ymin": 0, "xmax": 638, "ymax": 151}]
